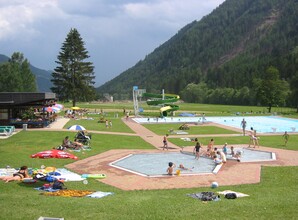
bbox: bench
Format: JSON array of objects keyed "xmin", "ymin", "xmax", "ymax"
[
  {"xmin": 0, "ymin": 126, "xmax": 15, "ymax": 136},
  {"xmin": 0, "ymin": 128, "xmax": 9, "ymax": 136}
]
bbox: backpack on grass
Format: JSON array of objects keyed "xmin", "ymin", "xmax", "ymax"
[
  {"xmin": 225, "ymin": 193, "xmax": 237, "ymax": 199},
  {"xmin": 52, "ymin": 180, "xmax": 66, "ymax": 190}
]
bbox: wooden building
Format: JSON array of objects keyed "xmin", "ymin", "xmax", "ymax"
[{"xmin": 0, "ymin": 92, "xmax": 57, "ymax": 127}]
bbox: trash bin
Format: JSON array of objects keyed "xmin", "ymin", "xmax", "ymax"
[{"xmin": 23, "ymin": 124, "xmax": 28, "ymax": 131}]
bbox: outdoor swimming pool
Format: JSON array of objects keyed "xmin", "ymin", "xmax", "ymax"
[
  {"xmin": 225, "ymin": 147, "xmax": 276, "ymax": 162},
  {"xmin": 109, "ymin": 148, "xmax": 275, "ymax": 177},
  {"xmin": 110, "ymin": 152, "xmax": 221, "ymax": 177},
  {"xmin": 133, "ymin": 116, "xmax": 298, "ymax": 133}
]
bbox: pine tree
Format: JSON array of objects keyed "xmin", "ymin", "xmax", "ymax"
[{"xmin": 51, "ymin": 28, "xmax": 95, "ymax": 106}]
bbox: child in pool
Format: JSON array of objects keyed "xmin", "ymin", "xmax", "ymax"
[
  {"xmin": 167, "ymin": 162, "xmax": 176, "ymax": 175},
  {"xmin": 178, "ymin": 164, "xmax": 194, "ymax": 171}
]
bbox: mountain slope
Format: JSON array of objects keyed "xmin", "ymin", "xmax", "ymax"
[
  {"xmin": 97, "ymin": 0, "xmax": 297, "ymax": 99},
  {"xmin": 0, "ymin": 54, "xmax": 52, "ymax": 92}
]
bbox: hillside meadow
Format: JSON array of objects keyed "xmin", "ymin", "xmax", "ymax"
[{"xmin": 0, "ymin": 102, "xmax": 297, "ymax": 219}]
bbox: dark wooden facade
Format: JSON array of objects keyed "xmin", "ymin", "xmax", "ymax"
[{"xmin": 0, "ymin": 92, "xmax": 57, "ymax": 127}]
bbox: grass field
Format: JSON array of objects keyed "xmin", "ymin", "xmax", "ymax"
[{"xmin": 0, "ymin": 102, "xmax": 298, "ymax": 219}]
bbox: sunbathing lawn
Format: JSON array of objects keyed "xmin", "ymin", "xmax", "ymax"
[
  {"xmin": 143, "ymin": 124, "xmax": 238, "ymax": 135},
  {"xmin": 0, "ymin": 100, "xmax": 298, "ymax": 219}
]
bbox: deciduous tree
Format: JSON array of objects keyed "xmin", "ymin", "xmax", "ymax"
[{"xmin": 256, "ymin": 66, "xmax": 290, "ymax": 112}]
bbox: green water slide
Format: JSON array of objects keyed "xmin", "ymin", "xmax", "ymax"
[{"xmin": 143, "ymin": 93, "xmax": 180, "ymax": 116}]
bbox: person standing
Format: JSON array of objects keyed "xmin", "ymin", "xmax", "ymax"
[
  {"xmin": 206, "ymin": 138, "xmax": 214, "ymax": 157},
  {"xmin": 241, "ymin": 118, "xmax": 247, "ymax": 136},
  {"xmin": 193, "ymin": 138, "xmax": 202, "ymax": 160},
  {"xmin": 222, "ymin": 143, "xmax": 228, "ymax": 155},
  {"xmin": 282, "ymin": 131, "xmax": 289, "ymax": 146},
  {"xmin": 163, "ymin": 134, "xmax": 169, "ymax": 150}
]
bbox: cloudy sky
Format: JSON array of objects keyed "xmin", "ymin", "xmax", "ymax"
[{"xmin": 0, "ymin": 0, "xmax": 225, "ymax": 86}]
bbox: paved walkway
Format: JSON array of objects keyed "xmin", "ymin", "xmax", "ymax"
[{"xmin": 65, "ymin": 116, "xmax": 298, "ymax": 191}]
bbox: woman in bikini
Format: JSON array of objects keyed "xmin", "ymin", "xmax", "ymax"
[
  {"xmin": 206, "ymin": 138, "xmax": 214, "ymax": 157},
  {"xmin": 0, "ymin": 166, "xmax": 30, "ymax": 183}
]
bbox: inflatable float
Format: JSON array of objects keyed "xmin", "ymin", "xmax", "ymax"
[
  {"xmin": 22, "ymin": 178, "xmax": 37, "ymax": 183},
  {"xmin": 81, "ymin": 174, "xmax": 107, "ymax": 179}
]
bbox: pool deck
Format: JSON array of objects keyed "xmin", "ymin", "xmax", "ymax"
[{"xmin": 65, "ymin": 117, "xmax": 298, "ymax": 191}]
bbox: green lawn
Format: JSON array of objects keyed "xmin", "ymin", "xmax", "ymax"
[
  {"xmin": 64, "ymin": 113, "xmax": 135, "ymax": 133},
  {"xmin": 143, "ymin": 124, "xmax": 239, "ymax": 135},
  {"xmin": 1, "ymin": 102, "xmax": 298, "ymax": 219}
]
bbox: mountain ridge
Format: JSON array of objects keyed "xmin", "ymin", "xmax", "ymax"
[{"xmin": 96, "ymin": 0, "xmax": 297, "ymax": 101}]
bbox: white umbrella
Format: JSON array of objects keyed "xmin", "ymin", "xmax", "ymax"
[{"xmin": 68, "ymin": 125, "xmax": 86, "ymax": 131}]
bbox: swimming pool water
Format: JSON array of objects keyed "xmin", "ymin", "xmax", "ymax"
[
  {"xmin": 133, "ymin": 116, "xmax": 298, "ymax": 133},
  {"xmin": 226, "ymin": 148, "xmax": 276, "ymax": 162},
  {"xmin": 110, "ymin": 149, "xmax": 275, "ymax": 176},
  {"xmin": 110, "ymin": 152, "xmax": 218, "ymax": 177}
]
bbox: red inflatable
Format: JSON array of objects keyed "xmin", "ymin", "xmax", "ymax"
[{"xmin": 30, "ymin": 149, "xmax": 78, "ymax": 160}]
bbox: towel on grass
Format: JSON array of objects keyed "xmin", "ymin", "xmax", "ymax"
[
  {"xmin": 34, "ymin": 187, "xmax": 60, "ymax": 192},
  {"xmin": 86, "ymin": 191, "xmax": 114, "ymax": 198},
  {"xmin": 217, "ymin": 190, "xmax": 249, "ymax": 198},
  {"xmin": 39, "ymin": 189, "xmax": 113, "ymax": 198}
]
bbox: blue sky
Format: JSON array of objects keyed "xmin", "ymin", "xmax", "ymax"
[{"xmin": 0, "ymin": 0, "xmax": 225, "ymax": 86}]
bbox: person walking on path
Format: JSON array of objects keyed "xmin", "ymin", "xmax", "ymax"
[
  {"xmin": 241, "ymin": 118, "xmax": 247, "ymax": 136},
  {"xmin": 163, "ymin": 134, "xmax": 169, "ymax": 150}
]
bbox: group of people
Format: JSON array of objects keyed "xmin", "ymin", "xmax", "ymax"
[
  {"xmin": 248, "ymin": 128, "xmax": 260, "ymax": 148},
  {"xmin": 192, "ymin": 138, "xmax": 243, "ymax": 164},
  {"xmin": 61, "ymin": 135, "xmax": 84, "ymax": 150},
  {"xmin": 105, "ymin": 120, "xmax": 113, "ymax": 128}
]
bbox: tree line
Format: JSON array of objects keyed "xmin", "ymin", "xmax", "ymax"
[{"xmin": 0, "ymin": 52, "xmax": 37, "ymax": 92}]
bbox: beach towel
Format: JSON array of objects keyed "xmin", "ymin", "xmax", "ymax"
[
  {"xmin": 34, "ymin": 187, "xmax": 60, "ymax": 192},
  {"xmin": 86, "ymin": 191, "xmax": 114, "ymax": 198},
  {"xmin": 217, "ymin": 190, "xmax": 249, "ymax": 198}
]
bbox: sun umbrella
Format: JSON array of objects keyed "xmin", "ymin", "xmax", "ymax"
[
  {"xmin": 68, "ymin": 125, "xmax": 86, "ymax": 131},
  {"xmin": 51, "ymin": 107, "xmax": 61, "ymax": 112},
  {"xmin": 71, "ymin": 107, "xmax": 80, "ymax": 110},
  {"xmin": 30, "ymin": 149, "xmax": 78, "ymax": 160},
  {"xmin": 54, "ymin": 104, "xmax": 64, "ymax": 109},
  {"xmin": 43, "ymin": 107, "xmax": 53, "ymax": 112}
]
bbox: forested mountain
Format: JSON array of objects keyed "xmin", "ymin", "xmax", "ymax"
[
  {"xmin": 97, "ymin": 0, "xmax": 298, "ymax": 108},
  {"xmin": 0, "ymin": 54, "xmax": 52, "ymax": 92}
]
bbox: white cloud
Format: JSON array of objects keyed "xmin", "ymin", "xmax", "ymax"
[{"xmin": 0, "ymin": 0, "xmax": 225, "ymax": 86}]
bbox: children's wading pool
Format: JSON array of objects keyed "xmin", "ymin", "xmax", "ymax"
[{"xmin": 110, "ymin": 149, "xmax": 275, "ymax": 177}]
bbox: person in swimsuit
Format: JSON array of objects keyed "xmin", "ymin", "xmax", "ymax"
[
  {"xmin": 0, "ymin": 166, "xmax": 30, "ymax": 183},
  {"xmin": 193, "ymin": 138, "xmax": 202, "ymax": 160},
  {"xmin": 206, "ymin": 138, "xmax": 214, "ymax": 156},
  {"xmin": 167, "ymin": 162, "xmax": 176, "ymax": 175},
  {"xmin": 163, "ymin": 134, "xmax": 169, "ymax": 150},
  {"xmin": 282, "ymin": 131, "xmax": 289, "ymax": 146}
]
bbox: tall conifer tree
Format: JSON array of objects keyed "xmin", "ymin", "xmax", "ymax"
[{"xmin": 51, "ymin": 28, "xmax": 95, "ymax": 106}]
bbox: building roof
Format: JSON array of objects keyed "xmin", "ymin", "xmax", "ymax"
[{"xmin": 0, "ymin": 92, "xmax": 56, "ymax": 107}]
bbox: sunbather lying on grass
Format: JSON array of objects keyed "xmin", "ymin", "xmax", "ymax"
[{"xmin": 0, "ymin": 166, "xmax": 30, "ymax": 183}]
